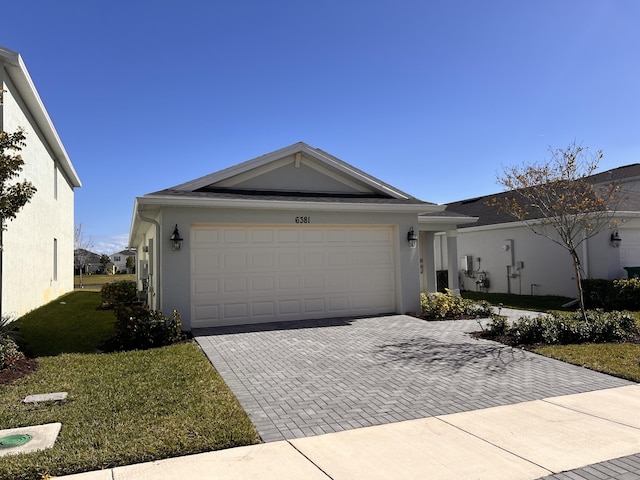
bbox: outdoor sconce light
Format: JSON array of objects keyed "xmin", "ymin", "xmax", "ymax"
[
  {"xmin": 170, "ymin": 224, "xmax": 184, "ymax": 251},
  {"xmin": 611, "ymin": 230, "xmax": 622, "ymax": 248},
  {"xmin": 407, "ymin": 227, "xmax": 418, "ymax": 249}
]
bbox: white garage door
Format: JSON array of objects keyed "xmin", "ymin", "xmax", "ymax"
[{"xmin": 191, "ymin": 225, "xmax": 397, "ymax": 327}]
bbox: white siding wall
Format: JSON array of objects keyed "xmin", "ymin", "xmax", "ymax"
[
  {"xmin": 441, "ymin": 223, "xmax": 632, "ymax": 298},
  {"xmin": 1, "ymin": 76, "xmax": 75, "ymax": 318}
]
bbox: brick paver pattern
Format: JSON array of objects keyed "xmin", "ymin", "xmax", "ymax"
[{"xmin": 195, "ymin": 314, "xmax": 632, "ymax": 443}]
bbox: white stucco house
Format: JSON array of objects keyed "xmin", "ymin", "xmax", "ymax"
[
  {"xmin": 443, "ymin": 164, "xmax": 640, "ymax": 298},
  {"xmin": 1, "ymin": 46, "xmax": 81, "ymax": 318},
  {"xmin": 129, "ymin": 142, "xmax": 474, "ymax": 329},
  {"xmin": 109, "ymin": 249, "xmax": 136, "ymax": 274}
]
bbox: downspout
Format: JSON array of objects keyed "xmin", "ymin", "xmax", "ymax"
[{"xmin": 136, "ymin": 209, "xmax": 161, "ymax": 310}]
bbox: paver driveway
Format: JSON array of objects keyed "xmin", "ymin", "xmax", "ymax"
[{"xmin": 195, "ymin": 314, "xmax": 632, "ymax": 442}]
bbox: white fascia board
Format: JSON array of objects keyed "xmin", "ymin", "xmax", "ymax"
[
  {"xmin": 1, "ymin": 47, "xmax": 81, "ymax": 188},
  {"xmin": 171, "ymin": 142, "xmax": 417, "ymax": 201},
  {"xmin": 307, "ymin": 147, "xmax": 413, "ymax": 199},
  {"xmin": 172, "ymin": 143, "xmax": 309, "ymax": 191},
  {"xmin": 136, "ymin": 194, "xmax": 441, "ymax": 214},
  {"xmin": 418, "ymin": 215, "xmax": 478, "ymax": 231}
]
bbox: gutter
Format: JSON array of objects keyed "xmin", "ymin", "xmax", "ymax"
[{"xmin": 136, "ymin": 209, "xmax": 161, "ymax": 310}]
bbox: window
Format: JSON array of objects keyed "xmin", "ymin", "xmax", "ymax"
[
  {"xmin": 53, "ymin": 238, "xmax": 58, "ymax": 281},
  {"xmin": 114, "ymin": 256, "xmax": 121, "ymax": 262},
  {"xmin": 54, "ymin": 163, "xmax": 58, "ymax": 200}
]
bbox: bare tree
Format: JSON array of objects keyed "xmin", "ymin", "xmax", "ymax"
[
  {"xmin": 74, "ymin": 224, "xmax": 94, "ymax": 288},
  {"xmin": 489, "ymin": 142, "xmax": 622, "ymax": 319}
]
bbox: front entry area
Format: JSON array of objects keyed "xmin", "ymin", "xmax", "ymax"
[{"xmin": 190, "ymin": 224, "xmax": 398, "ymax": 327}]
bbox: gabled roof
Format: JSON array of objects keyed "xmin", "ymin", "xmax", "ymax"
[
  {"xmin": 137, "ymin": 142, "xmax": 441, "ymax": 212},
  {"xmin": 167, "ymin": 142, "xmax": 423, "ymax": 201},
  {"xmin": 0, "ymin": 46, "xmax": 81, "ymax": 188},
  {"xmin": 446, "ymin": 163, "xmax": 640, "ymax": 228}
]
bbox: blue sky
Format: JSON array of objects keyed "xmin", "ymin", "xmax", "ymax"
[{"xmin": 3, "ymin": 1, "xmax": 639, "ymax": 254}]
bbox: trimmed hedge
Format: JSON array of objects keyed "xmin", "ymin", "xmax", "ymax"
[
  {"xmin": 110, "ymin": 305, "xmax": 185, "ymax": 351},
  {"xmin": 100, "ymin": 280, "xmax": 138, "ymax": 309},
  {"xmin": 583, "ymin": 278, "xmax": 640, "ymax": 310},
  {"xmin": 420, "ymin": 289, "xmax": 492, "ymax": 319},
  {"xmin": 484, "ymin": 310, "xmax": 638, "ymax": 346}
]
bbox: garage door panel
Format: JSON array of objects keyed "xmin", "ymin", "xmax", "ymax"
[
  {"xmin": 194, "ymin": 278, "xmax": 219, "ymax": 295},
  {"xmin": 191, "ymin": 225, "xmax": 397, "ymax": 326},
  {"xmin": 279, "ymin": 299, "xmax": 302, "ymax": 315},
  {"xmin": 223, "ymin": 277, "xmax": 249, "ymax": 293},
  {"xmin": 252, "ymin": 301, "xmax": 275, "ymax": 316},
  {"xmin": 192, "ymin": 252, "xmax": 220, "ymax": 272}
]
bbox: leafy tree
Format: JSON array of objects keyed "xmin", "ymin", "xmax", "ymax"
[
  {"xmin": 99, "ymin": 254, "xmax": 111, "ymax": 274},
  {"xmin": 0, "ymin": 128, "xmax": 37, "ymax": 232},
  {"xmin": 489, "ymin": 143, "xmax": 621, "ymax": 319},
  {"xmin": 126, "ymin": 254, "xmax": 135, "ymax": 273}
]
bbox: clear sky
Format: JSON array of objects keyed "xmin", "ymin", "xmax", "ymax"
[{"xmin": 2, "ymin": 1, "xmax": 639, "ymax": 254}]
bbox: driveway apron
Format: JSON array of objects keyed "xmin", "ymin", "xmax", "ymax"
[{"xmin": 194, "ymin": 315, "xmax": 632, "ymax": 443}]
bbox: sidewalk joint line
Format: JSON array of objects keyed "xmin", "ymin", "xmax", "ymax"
[
  {"xmin": 287, "ymin": 440, "xmax": 335, "ymax": 480},
  {"xmin": 435, "ymin": 416, "xmax": 554, "ymax": 475},
  {"xmin": 541, "ymin": 396, "xmax": 640, "ymax": 432}
]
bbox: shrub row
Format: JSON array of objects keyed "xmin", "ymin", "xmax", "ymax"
[
  {"xmin": 100, "ymin": 280, "xmax": 138, "ymax": 309},
  {"xmin": 582, "ymin": 278, "xmax": 640, "ymax": 311},
  {"xmin": 420, "ymin": 289, "xmax": 492, "ymax": 319},
  {"xmin": 484, "ymin": 310, "xmax": 638, "ymax": 346},
  {"xmin": 100, "ymin": 280, "xmax": 185, "ymax": 351}
]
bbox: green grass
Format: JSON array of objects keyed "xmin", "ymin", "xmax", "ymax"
[
  {"xmin": 462, "ymin": 291, "xmax": 574, "ymax": 312},
  {"xmin": 535, "ymin": 343, "xmax": 640, "ymax": 382},
  {"xmin": 0, "ymin": 292, "xmax": 260, "ymax": 480},
  {"xmin": 15, "ymin": 291, "xmax": 115, "ymax": 356},
  {"xmin": 75, "ymin": 274, "xmax": 135, "ymax": 291}
]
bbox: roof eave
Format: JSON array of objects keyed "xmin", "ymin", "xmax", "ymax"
[
  {"xmin": 1, "ymin": 47, "xmax": 81, "ymax": 188},
  {"xmin": 136, "ymin": 193, "xmax": 442, "ymax": 214}
]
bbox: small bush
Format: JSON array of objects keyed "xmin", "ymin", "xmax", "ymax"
[
  {"xmin": 100, "ymin": 280, "xmax": 138, "ymax": 309},
  {"xmin": 0, "ymin": 316, "xmax": 23, "ymax": 369},
  {"xmin": 484, "ymin": 310, "xmax": 638, "ymax": 346},
  {"xmin": 0, "ymin": 336, "xmax": 23, "ymax": 369},
  {"xmin": 420, "ymin": 289, "xmax": 492, "ymax": 319},
  {"xmin": 109, "ymin": 305, "xmax": 185, "ymax": 351}
]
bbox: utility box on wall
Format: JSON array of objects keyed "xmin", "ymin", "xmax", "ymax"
[
  {"xmin": 460, "ymin": 255, "xmax": 472, "ymax": 273},
  {"xmin": 503, "ymin": 239, "xmax": 514, "ymax": 266}
]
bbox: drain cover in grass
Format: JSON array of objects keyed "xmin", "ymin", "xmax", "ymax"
[{"xmin": 0, "ymin": 434, "xmax": 32, "ymax": 449}]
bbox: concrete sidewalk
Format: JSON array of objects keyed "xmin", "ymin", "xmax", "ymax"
[{"xmin": 57, "ymin": 384, "xmax": 640, "ymax": 480}]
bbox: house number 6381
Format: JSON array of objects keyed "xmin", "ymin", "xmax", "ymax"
[{"xmin": 295, "ymin": 216, "xmax": 311, "ymax": 224}]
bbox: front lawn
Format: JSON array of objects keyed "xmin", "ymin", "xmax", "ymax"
[
  {"xmin": 535, "ymin": 343, "xmax": 640, "ymax": 382},
  {"xmin": 0, "ymin": 291, "xmax": 260, "ymax": 480}
]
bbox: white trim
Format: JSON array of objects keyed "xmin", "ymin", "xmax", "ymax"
[
  {"xmin": 0, "ymin": 47, "xmax": 81, "ymax": 188},
  {"xmin": 171, "ymin": 142, "xmax": 413, "ymax": 200},
  {"xmin": 136, "ymin": 194, "xmax": 442, "ymax": 214}
]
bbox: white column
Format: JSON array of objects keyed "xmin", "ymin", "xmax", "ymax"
[
  {"xmin": 446, "ymin": 231, "xmax": 460, "ymax": 294},
  {"xmin": 421, "ymin": 231, "xmax": 437, "ymax": 293}
]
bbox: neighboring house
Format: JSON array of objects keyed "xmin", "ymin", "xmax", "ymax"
[
  {"xmin": 109, "ymin": 249, "xmax": 136, "ymax": 273},
  {"xmin": 129, "ymin": 142, "xmax": 473, "ymax": 329},
  {"xmin": 74, "ymin": 249, "xmax": 102, "ymax": 275},
  {"xmin": 443, "ymin": 164, "xmax": 640, "ymax": 298},
  {"xmin": 0, "ymin": 46, "xmax": 81, "ymax": 319}
]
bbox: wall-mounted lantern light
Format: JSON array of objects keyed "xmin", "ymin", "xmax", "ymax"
[
  {"xmin": 611, "ymin": 230, "xmax": 622, "ymax": 248},
  {"xmin": 170, "ymin": 224, "xmax": 184, "ymax": 251},
  {"xmin": 407, "ymin": 227, "xmax": 418, "ymax": 249}
]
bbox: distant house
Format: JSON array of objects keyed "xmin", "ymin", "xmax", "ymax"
[
  {"xmin": 442, "ymin": 164, "xmax": 640, "ymax": 298},
  {"xmin": 109, "ymin": 249, "xmax": 136, "ymax": 274},
  {"xmin": 0, "ymin": 46, "xmax": 81, "ymax": 318},
  {"xmin": 74, "ymin": 249, "xmax": 102, "ymax": 275}
]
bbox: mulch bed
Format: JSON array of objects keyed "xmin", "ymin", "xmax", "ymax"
[{"xmin": 0, "ymin": 356, "xmax": 39, "ymax": 386}]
